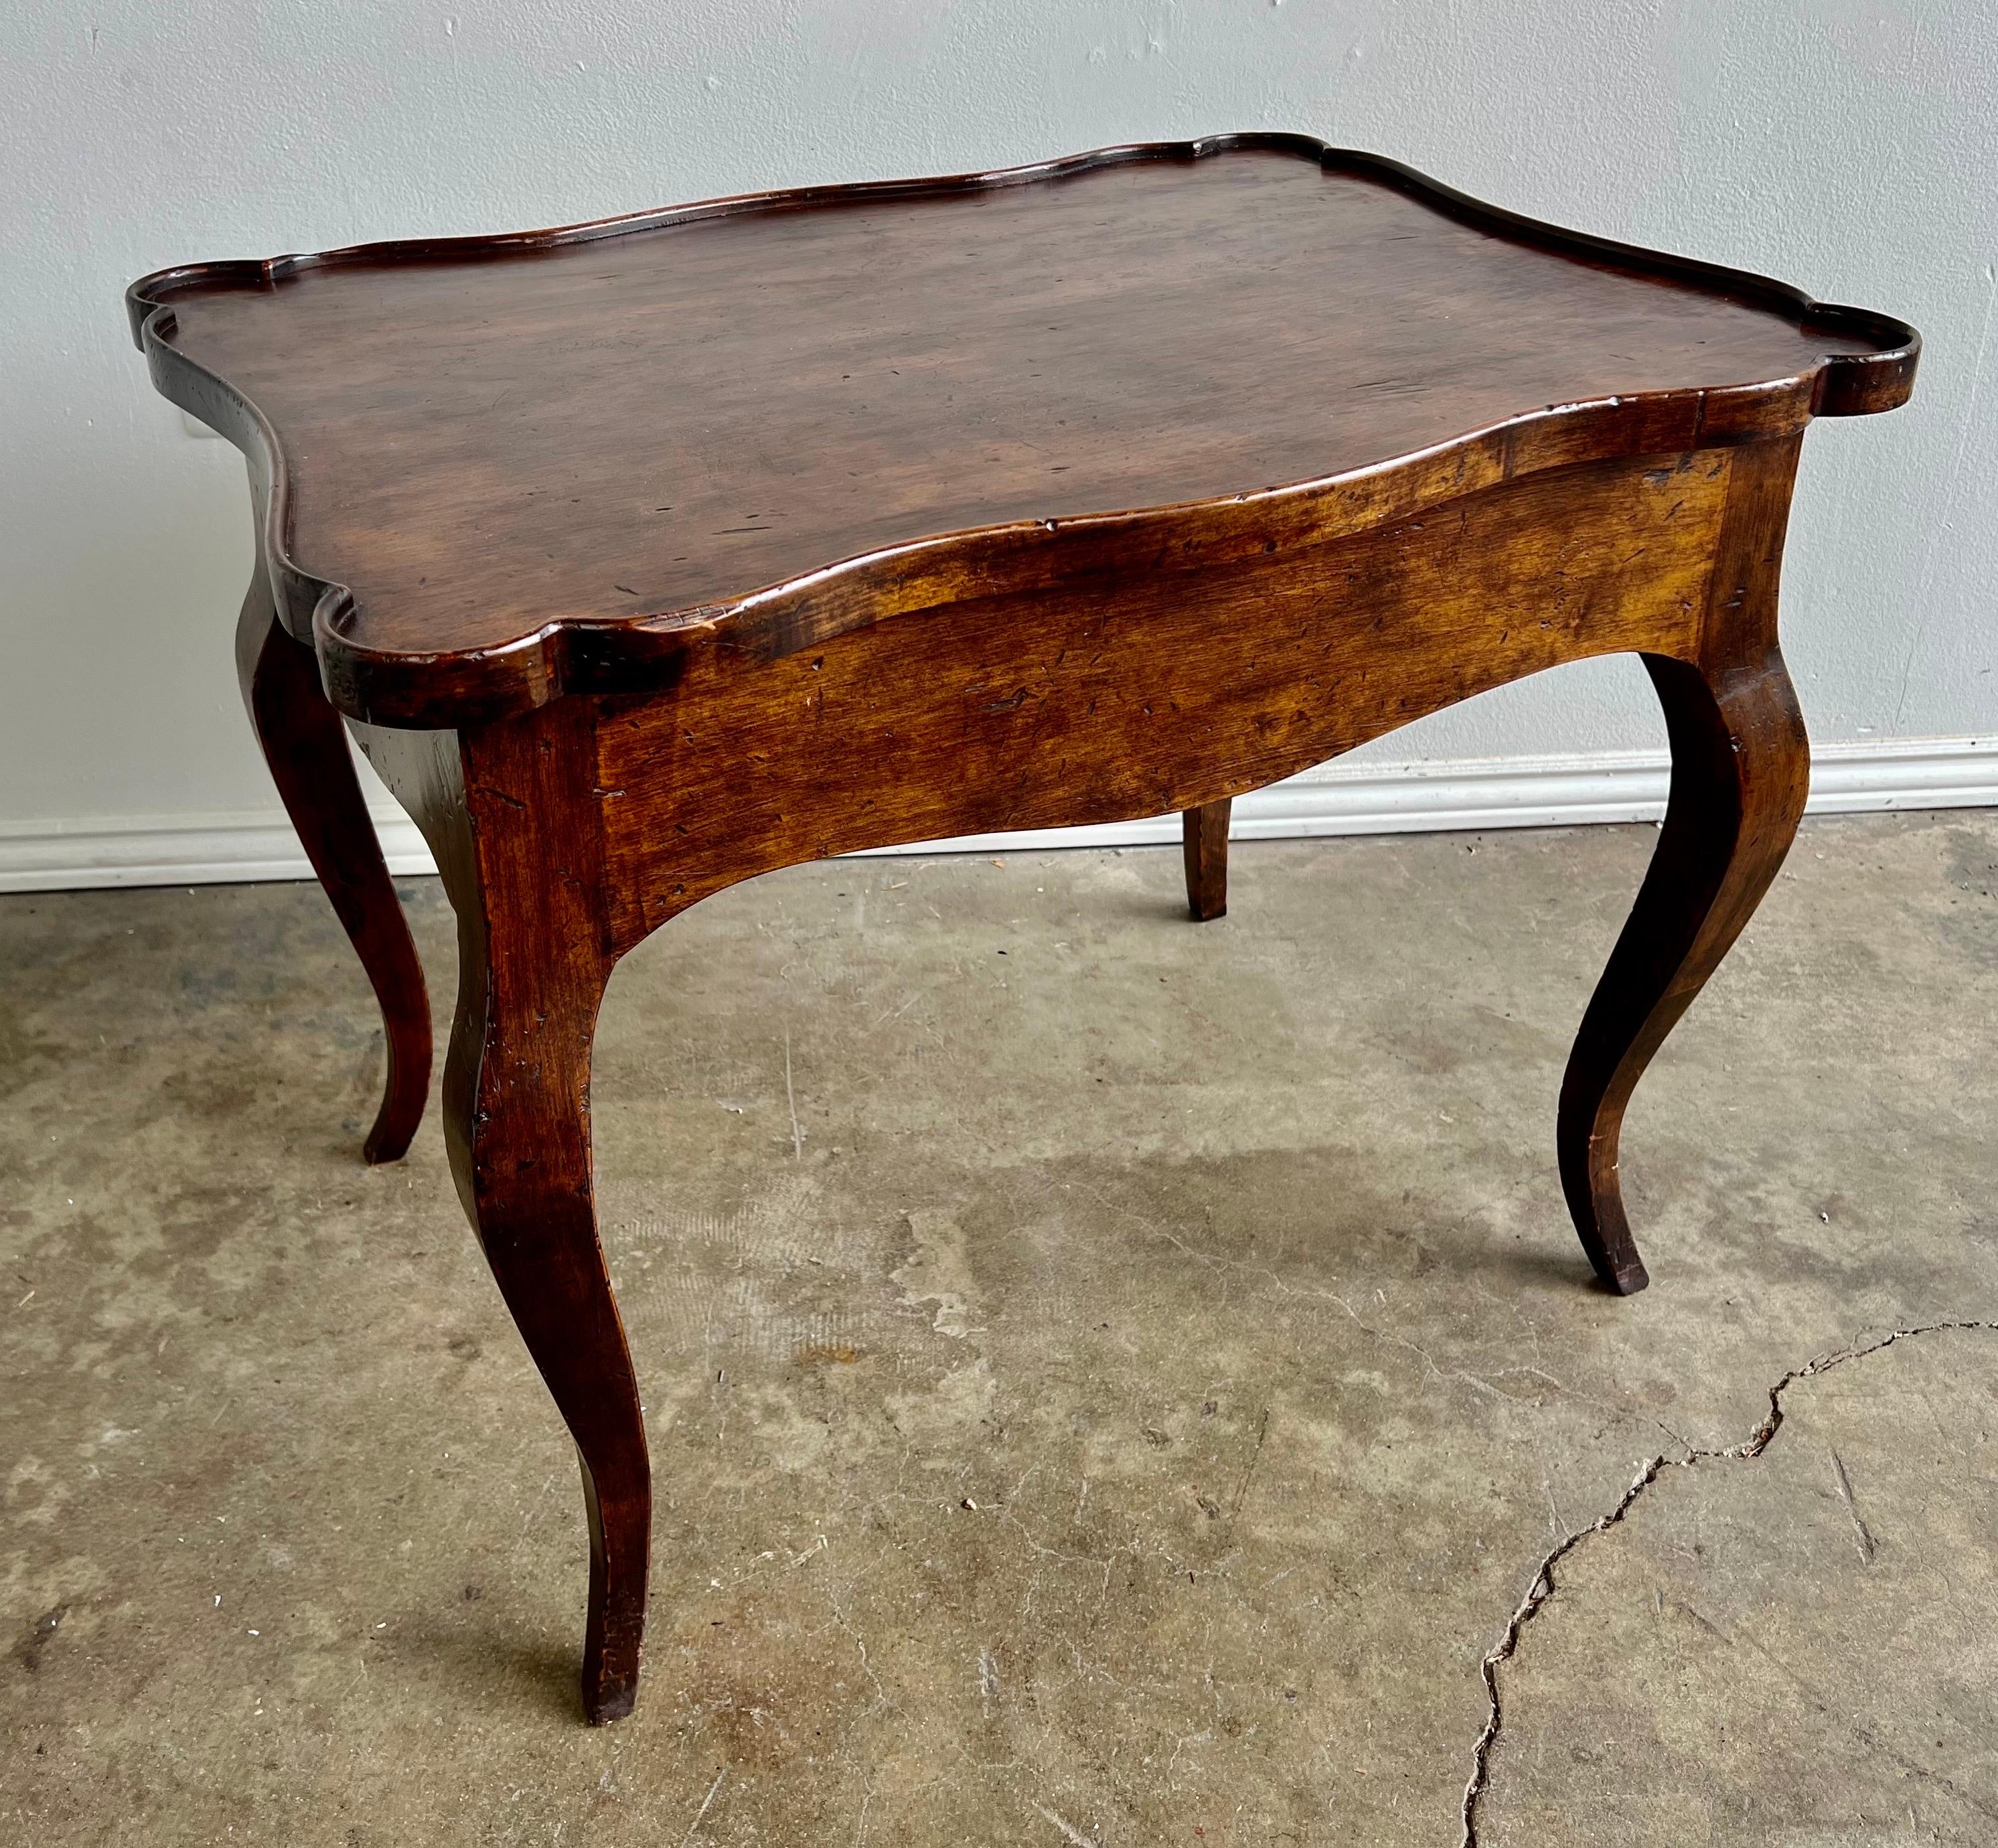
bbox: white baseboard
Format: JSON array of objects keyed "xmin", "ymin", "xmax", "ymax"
[{"xmin": 1, "ymin": 737, "xmax": 1991, "ymax": 894}]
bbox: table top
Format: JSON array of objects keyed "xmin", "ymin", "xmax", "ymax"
[{"xmin": 131, "ymin": 133, "xmax": 1916, "ymax": 726}]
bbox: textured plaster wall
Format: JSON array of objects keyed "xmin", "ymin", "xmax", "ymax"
[{"xmin": 3, "ymin": 1, "xmax": 1992, "ymax": 838}]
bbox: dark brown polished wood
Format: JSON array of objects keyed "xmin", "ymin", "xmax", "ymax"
[{"xmin": 131, "ymin": 135, "xmax": 1917, "ymax": 1723}]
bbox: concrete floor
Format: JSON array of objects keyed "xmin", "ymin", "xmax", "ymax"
[{"xmin": 1, "ymin": 812, "xmax": 1994, "ymax": 1846}]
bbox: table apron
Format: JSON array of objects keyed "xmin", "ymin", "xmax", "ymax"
[{"xmin": 579, "ymin": 445, "xmax": 1740, "ymax": 949}]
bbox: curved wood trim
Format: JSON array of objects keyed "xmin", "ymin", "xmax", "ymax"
[{"xmin": 128, "ymin": 133, "xmax": 1919, "ymax": 728}]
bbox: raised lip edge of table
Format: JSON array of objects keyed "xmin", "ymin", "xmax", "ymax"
[{"xmin": 127, "ymin": 129, "xmax": 1919, "ymax": 730}]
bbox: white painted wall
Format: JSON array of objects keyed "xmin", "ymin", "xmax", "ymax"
[{"xmin": 3, "ymin": 2, "xmax": 1993, "ymax": 887}]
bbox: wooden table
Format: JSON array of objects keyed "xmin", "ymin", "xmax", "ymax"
[{"xmin": 129, "ymin": 135, "xmax": 1918, "ymax": 1723}]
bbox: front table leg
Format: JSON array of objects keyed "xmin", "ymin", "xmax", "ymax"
[
  {"xmin": 1559, "ymin": 441, "xmax": 1811, "ymax": 1292},
  {"xmin": 449, "ymin": 915, "xmax": 647, "ymax": 1719},
  {"xmin": 414, "ymin": 710, "xmax": 651, "ymax": 1723}
]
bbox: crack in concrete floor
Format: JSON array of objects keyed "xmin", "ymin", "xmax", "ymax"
[{"xmin": 1458, "ymin": 1318, "xmax": 1998, "ymax": 1846}]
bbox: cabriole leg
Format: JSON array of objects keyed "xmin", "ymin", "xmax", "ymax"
[
  {"xmin": 1558, "ymin": 439, "xmax": 1809, "ymax": 1292},
  {"xmin": 234, "ymin": 584, "xmax": 431, "ymax": 1162},
  {"xmin": 429, "ymin": 709, "xmax": 649, "ymax": 1723}
]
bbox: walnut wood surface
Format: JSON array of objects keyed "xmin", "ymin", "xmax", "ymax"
[
  {"xmin": 131, "ymin": 134, "xmax": 1915, "ymax": 727},
  {"xmin": 591, "ymin": 447, "xmax": 1727, "ymax": 941},
  {"xmin": 145, "ymin": 139, "xmax": 1918, "ymax": 1725}
]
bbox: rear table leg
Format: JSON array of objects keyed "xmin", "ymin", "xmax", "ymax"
[
  {"xmin": 235, "ymin": 583, "xmax": 431, "ymax": 1162},
  {"xmin": 1182, "ymin": 799, "xmax": 1232, "ymax": 921}
]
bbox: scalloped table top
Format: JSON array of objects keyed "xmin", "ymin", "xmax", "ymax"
[{"xmin": 131, "ymin": 135, "xmax": 1915, "ymax": 726}]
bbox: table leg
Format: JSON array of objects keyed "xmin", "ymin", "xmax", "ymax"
[
  {"xmin": 1182, "ymin": 798, "xmax": 1232, "ymax": 921},
  {"xmin": 427, "ymin": 711, "xmax": 650, "ymax": 1724},
  {"xmin": 234, "ymin": 584, "xmax": 431, "ymax": 1162},
  {"xmin": 1556, "ymin": 435, "xmax": 1811, "ymax": 1294},
  {"xmin": 1559, "ymin": 641, "xmax": 1809, "ymax": 1294}
]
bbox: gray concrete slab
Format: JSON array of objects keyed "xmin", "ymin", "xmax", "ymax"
[
  {"xmin": 1478, "ymin": 1325, "xmax": 1998, "ymax": 1845},
  {"xmin": 1, "ymin": 812, "xmax": 1993, "ymax": 1845}
]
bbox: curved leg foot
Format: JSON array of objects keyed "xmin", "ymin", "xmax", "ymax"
[
  {"xmin": 1559, "ymin": 647, "xmax": 1809, "ymax": 1293},
  {"xmin": 235, "ymin": 587, "xmax": 431, "ymax": 1162},
  {"xmin": 1182, "ymin": 798, "xmax": 1232, "ymax": 921},
  {"xmin": 440, "ymin": 716, "xmax": 649, "ymax": 1724}
]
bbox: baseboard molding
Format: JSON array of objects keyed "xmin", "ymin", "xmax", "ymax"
[{"xmin": 3, "ymin": 736, "xmax": 1991, "ymax": 893}]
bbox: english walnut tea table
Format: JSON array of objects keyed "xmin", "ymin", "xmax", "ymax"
[{"xmin": 128, "ymin": 135, "xmax": 1919, "ymax": 1722}]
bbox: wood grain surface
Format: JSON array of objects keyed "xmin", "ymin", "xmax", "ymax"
[
  {"xmin": 589, "ymin": 448, "xmax": 1730, "ymax": 945},
  {"xmin": 131, "ymin": 135, "xmax": 1916, "ymax": 726}
]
